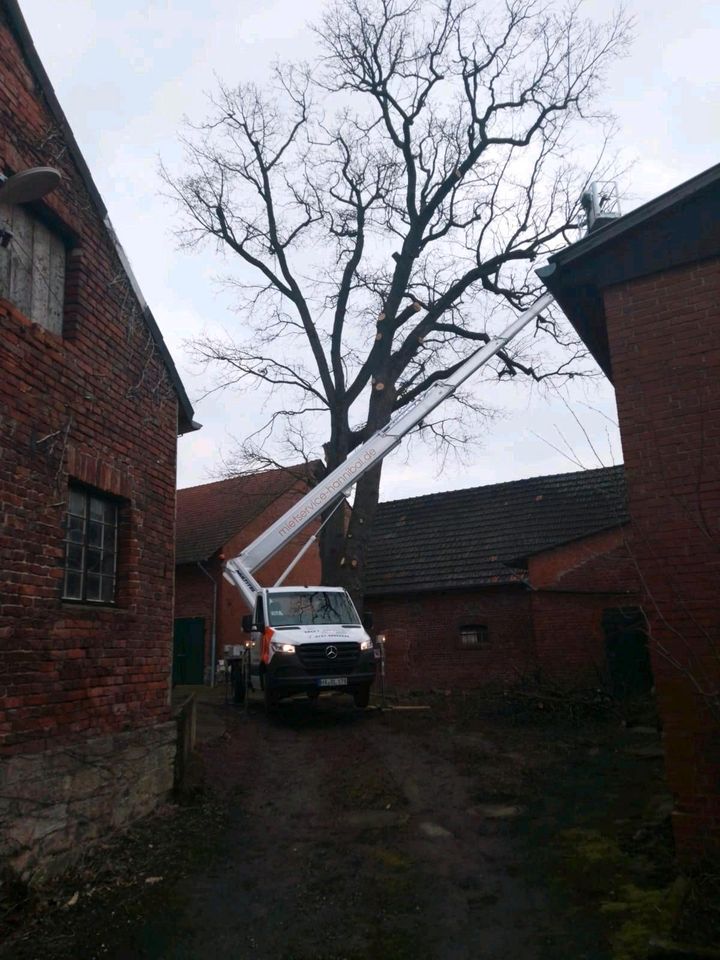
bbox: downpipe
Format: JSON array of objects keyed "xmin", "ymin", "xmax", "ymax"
[{"xmin": 197, "ymin": 561, "xmax": 218, "ymax": 687}]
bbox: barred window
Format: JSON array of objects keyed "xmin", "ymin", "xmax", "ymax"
[
  {"xmin": 459, "ymin": 624, "xmax": 488, "ymax": 648},
  {"xmin": 63, "ymin": 486, "xmax": 118, "ymax": 604}
]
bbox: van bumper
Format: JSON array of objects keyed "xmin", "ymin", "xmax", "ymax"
[{"xmin": 265, "ymin": 649, "xmax": 376, "ymax": 698}]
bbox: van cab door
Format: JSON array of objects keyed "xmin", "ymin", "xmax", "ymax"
[{"xmin": 249, "ymin": 594, "xmax": 266, "ymax": 669}]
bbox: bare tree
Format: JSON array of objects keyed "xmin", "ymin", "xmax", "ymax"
[{"xmin": 164, "ymin": 0, "xmax": 631, "ymax": 605}]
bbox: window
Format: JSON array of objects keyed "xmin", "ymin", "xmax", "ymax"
[
  {"xmin": 0, "ymin": 202, "xmax": 66, "ymax": 334},
  {"xmin": 267, "ymin": 590, "xmax": 360, "ymax": 627},
  {"xmin": 63, "ymin": 487, "xmax": 119, "ymax": 604},
  {"xmin": 459, "ymin": 624, "xmax": 488, "ymax": 648}
]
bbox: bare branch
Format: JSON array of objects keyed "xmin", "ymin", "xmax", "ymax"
[{"xmin": 165, "ymin": 0, "xmax": 633, "ymax": 592}]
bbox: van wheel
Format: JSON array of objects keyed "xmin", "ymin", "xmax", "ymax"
[
  {"xmin": 264, "ymin": 682, "xmax": 278, "ymax": 714},
  {"xmin": 232, "ymin": 669, "xmax": 246, "ymax": 704},
  {"xmin": 353, "ymin": 685, "xmax": 371, "ymax": 709}
]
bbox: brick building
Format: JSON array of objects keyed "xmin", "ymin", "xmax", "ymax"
[
  {"xmin": 365, "ymin": 466, "xmax": 643, "ymax": 693},
  {"xmin": 175, "ymin": 464, "xmax": 322, "ymax": 683},
  {"xmin": 0, "ymin": 0, "xmax": 197, "ymax": 880},
  {"xmin": 538, "ymin": 163, "xmax": 720, "ymax": 859}
]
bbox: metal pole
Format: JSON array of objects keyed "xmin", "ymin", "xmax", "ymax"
[
  {"xmin": 197, "ymin": 561, "xmax": 218, "ymax": 688},
  {"xmin": 376, "ymin": 633, "xmax": 387, "ymax": 709},
  {"xmin": 274, "ymin": 496, "xmax": 348, "ymax": 587}
]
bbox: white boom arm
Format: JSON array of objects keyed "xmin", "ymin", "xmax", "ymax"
[{"xmin": 224, "ymin": 291, "xmax": 555, "ymax": 607}]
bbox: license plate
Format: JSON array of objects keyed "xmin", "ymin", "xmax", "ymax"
[{"xmin": 318, "ymin": 677, "xmax": 347, "ymax": 687}]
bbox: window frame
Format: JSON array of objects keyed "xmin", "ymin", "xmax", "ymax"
[
  {"xmin": 458, "ymin": 623, "xmax": 489, "ymax": 649},
  {"xmin": 62, "ymin": 484, "xmax": 121, "ymax": 606}
]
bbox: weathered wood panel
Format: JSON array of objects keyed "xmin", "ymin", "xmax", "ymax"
[
  {"xmin": 46, "ymin": 228, "xmax": 65, "ymax": 334},
  {"xmin": 0, "ymin": 203, "xmax": 12, "ymax": 297},
  {"xmin": 8, "ymin": 204, "xmax": 33, "ymax": 317},
  {"xmin": 0, "ymin": 204, "xmax": 65, "ymax": 332},
  {"xmin": 30, "ymin": 215, "xmax": 51, "ymax": 324}
]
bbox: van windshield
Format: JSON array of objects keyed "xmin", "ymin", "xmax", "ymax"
[{"xmin": 267, "ymin": 591, "xmax": 360, "ymax": 627}]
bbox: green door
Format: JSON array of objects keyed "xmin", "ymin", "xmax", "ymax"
[
  {"xmin": 173, "ymin": 618, "xmax": 205, "ymax": 685},
  {"xmin": 602, "ymin": 607, "xmax": 653, "ymax": 699}
]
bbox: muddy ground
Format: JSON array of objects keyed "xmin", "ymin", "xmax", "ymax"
[{"xmin": 2, "ymin": 690, "xmax": 717, "ymax": 960}]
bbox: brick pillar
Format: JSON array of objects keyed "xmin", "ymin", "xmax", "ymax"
[{"xmin": 604, "ymin": 259, "xmax": 720, "ymax": 860}]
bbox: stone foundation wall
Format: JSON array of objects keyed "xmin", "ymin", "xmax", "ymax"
[{"xmin": 0, "ymin": 721, "xmax": 176, "ymax": 884}]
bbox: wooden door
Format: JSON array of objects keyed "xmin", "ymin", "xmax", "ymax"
[{"xmin": 602, "ymin": 607, "xmax": 653, "ymax": 698}]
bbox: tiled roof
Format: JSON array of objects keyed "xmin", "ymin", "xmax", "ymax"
[
  {"xmin": 176, "ymin": 463, "xmax": 321, "ymax": 565},
  {"xmin": 365, "ymin": 465, "xmax": 627, "ymax": 594}
]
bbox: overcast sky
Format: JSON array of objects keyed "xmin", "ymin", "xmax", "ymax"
[{"xmin": 18, "ymin": 0, "xmax": 720, "ymax": 498}]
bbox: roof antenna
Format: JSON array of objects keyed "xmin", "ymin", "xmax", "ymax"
[{"xmin": 580, "ymin": 181, "xmax": 621, "ymax": 234}]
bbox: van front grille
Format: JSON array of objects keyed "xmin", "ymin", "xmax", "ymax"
[{"xmin": 296, "ymin": 642, "xmax": 360, "ymax": 675}]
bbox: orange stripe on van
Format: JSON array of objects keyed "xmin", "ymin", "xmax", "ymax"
[{"xmin": 261, "ymin": 627, "xmax": 275, "ymax": 664}]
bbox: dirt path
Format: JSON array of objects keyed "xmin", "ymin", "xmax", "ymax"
[
  {"xmin": 171, "ymin": 698, "xmax": 554, "ymax": 960},
  {"xmin": 2, "ymin": 693, "xmax": 680, "ymax": 960}
]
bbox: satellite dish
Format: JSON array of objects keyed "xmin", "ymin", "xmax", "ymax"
[{"xmin": 0, "ymin": 167, "xmax": 62, "ymax": 205}]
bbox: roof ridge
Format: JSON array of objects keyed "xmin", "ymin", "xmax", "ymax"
[
  {"xmin": 378, "ymin": 463, "xmax": 625, "ymax": 510},
  {"xmin": 178, "ymin": 459, "xmax": 323, "ymax": 494}
]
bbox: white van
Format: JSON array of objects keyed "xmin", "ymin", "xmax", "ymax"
[{"xmin": 240, "ymin": 586, "xmax": 376, "ymax": 709}]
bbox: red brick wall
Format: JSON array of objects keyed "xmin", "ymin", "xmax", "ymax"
[
  {"xmin": 0, "ymin": 13, "xmax": 179, "ymax": 756},
  {"xmin": 530, "ymin": 593, "xmax": 624, "ymax": 686},
  {"xmin": 173, "ymin": 563, "xmax": 215, "ymax": 673},
  {"xmin": 365, "ymin": 528, "xmax": 641, "ymax": 693},
  {"xmin": 529, "ymin": 527, "xmax": 634, "ymax": 591},
  {"xmin": 603, "ymin": 258, "xmax": 720, "ymax": 857},
  {"xmin": 173, "ymin": 486, "xmax": 322, "ymax": 671},
  {"xmin": 366, "ymin": 587, "xmax": 535, "ymax": 691},
  {"xmin": 529, "ymin": 527, "xmax": 641, "ymax": 686}
]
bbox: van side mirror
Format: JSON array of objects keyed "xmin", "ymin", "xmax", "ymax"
[
  {"xmin": 362, "ymin": 611, "xmax": 373, "ymax": 631},
  {"xmin": 241, "ymin": 614, "xmax": 254, "ymax": 634}
]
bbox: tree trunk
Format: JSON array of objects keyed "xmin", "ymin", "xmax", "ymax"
[{"xmin": 320, "ymin": 505, "xmax": 348, "ymax": 587}]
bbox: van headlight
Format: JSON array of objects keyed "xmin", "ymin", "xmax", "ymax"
[
  {"xmin": 360, "ymin": 639, "xmax": 373, "ymax": 651},
  {"xmin": 270, "ymin": 641, "xmax": 296, "ymax": 655}
]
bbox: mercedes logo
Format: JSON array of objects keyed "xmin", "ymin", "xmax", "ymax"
[{"xmin": 325, "ymin": 645, "xmax": 338, "ymax": 660}]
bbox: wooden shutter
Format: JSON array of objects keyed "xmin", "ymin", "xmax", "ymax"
[{"xmin": 0, "ymin": 203, "xmax": 66, "ymax": 334}]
